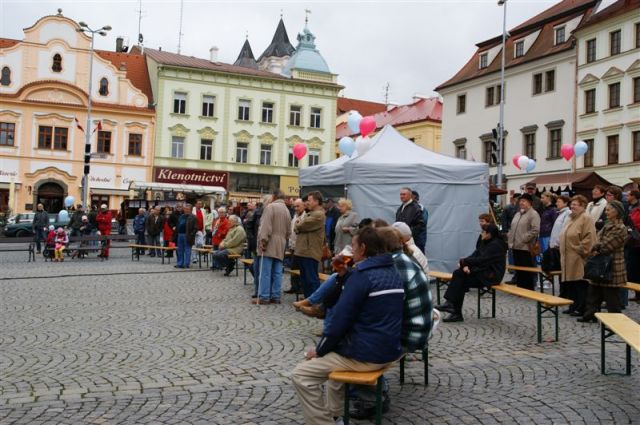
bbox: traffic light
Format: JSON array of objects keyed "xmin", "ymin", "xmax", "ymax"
[{"xmin": 490, "ymin": 127, "xmax": 499, "ymax": 164}]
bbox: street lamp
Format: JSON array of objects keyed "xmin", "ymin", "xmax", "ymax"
[
  {"xmin": 497, "ymin": 0, "xmax": 508, "ymax": 189},
  {"xmin": 77, "ymin": 22, "xmax": 111, "ymax": 207}
]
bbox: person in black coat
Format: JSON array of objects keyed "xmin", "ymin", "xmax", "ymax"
[
  {"xmin": 395, "ymin": 187, "xmax": 425, "ymax": 246},
  {"xmin": 436, "ymin": 224, "xmax": 507, "ymax": 322}
]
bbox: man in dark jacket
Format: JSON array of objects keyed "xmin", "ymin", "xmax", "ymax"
[
  {"xmin": 133, "ymin": 208, "xmax": 147, "ymax": 255},
  {"xmin": 69, "ymin": 204, "xmax": 85, "ymax": 237},
  {"xmin": 436, "ymin": 224, "xmax": 507, "ymax": 322},
  {"xmin": 145, "ymin": 206, "xmax": 164, "ymax": 257},
  {"xmin": 175, "ymin": 203, "xmax": 197, "ymax": 269},
  {"xmin": 32, "ymin": 203, "xmax": 49, "ymax": 253},
  {"xmin": 324, "ymin": 198, "xmax": 340, "ymax": 253},
  {"xmin": 292, "ymin": 227, "xmax": 404, "ymax": 424},
  {"xmin": 395, "ymin": 187, "xmax": 425, "ymax": 251}
]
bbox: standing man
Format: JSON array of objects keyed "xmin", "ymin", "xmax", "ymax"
[
  {"xmin": 524, "ymin": 183, "xmax": 543, "ymax": 215},
  {"xmin": 285, "ymin": 198, "xmax": 306, "ymax": 294},
  {"xmin": 587, "ymin": 185, "xmax": 608, "ymax": 231},
  {"xmin": 145, "ymin": 206, "xmax": 164, "ymax": 257},
  {"xmin": 133, "ymin": 208, "xmax": 147, "ymax": 255},
  {"xmin": 395, "ymin": 187, "xmax": 425, "ymax": 253},
  {"xmin": 411, "ymin": 190, "xmax": 428, "ymax": 253},
  {"xmin": 32, "ymin": 203, "xmax": 49, "ymax": 254},
  {"xmin": 507, "ymin": 194, "xmax": 540, "ymax": 290},
  {"xmin": 501, "ymin": 194, "xmax": 519, "ymax": 236},
  {"xmin": 254, "ymin": 189, "xmax": 291, "ymax": 304},
  {"xmin": 69, "ymin": 204, "xmax": 85, "ymax": 237},
  {"xmin": 175, "ymin": 203, "xmax": 197, "ymax": 269},
  {"xmin": 294, "ymin": 191, "xmax": 326, "ymax": 298},
  {"xmin": 96, "ymin": 204, "xmax": 113, "ymax": 259}
]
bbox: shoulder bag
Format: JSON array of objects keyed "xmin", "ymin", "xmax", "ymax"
[{"xmin": 584, "ymin": 254, "xmax": 613, "ymax": 283}]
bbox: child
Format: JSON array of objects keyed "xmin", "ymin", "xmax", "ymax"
[
  {"xmin": 53, "ymin": 227, "xmax": 68, "ymax": 262},
  {"xmin": 44, "ymin": 225, "xmax": 56, "ymax": 260}
]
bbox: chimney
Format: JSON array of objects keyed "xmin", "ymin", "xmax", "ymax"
[
  {"xmin": 119, "ymin": 62, "xmax": 126, "ymax": 71},
  {"xmin": 116, "ymin": 36, "xmax": 124, "ymax": 53},
  {"xmin": 412, "ymin": 94, "xmax": 430, "ymax": 102},
  {"xmin": 209, "ymin": 46, "xmax": 219, "ymax": 62}
]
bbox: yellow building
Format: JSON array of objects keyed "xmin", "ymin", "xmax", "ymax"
[
  {"xmin": 0, "ymin": 12, "xmax": 155, "ymax": 214},
  {"xmin": 335, "ymin": 96, "xmax": 442, "ymax": 154}
]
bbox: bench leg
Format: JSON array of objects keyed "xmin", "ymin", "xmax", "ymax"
[
  {"xmin": 626, "ymin": 344, "xmax": 631, "ymax": 376},
  {"xmin": 537, "ymin": 302, "xmax": 542, "ymax": 343},
  {"xmin": 236, "ymin": 257, "xmax": 239, "ymax": 276},
  {"xmin": 343, "ymin": 383, "xmax": 350, "ymax": 425},
  {"xmin": 423, "ymin": 346, "xmax": 429, "ymax": 386},
  {"xmin": 601, "ymin": 322, "xmax": 606, "ymax": 375},
  {"xmin": 554, "ymin": 306, "xmax": 559, "ymax": 342},
  {"xmin": 375, "ymin": 377, "xmax": 383, "ymax": 425},
  {"xmin": 491, "ymin": 288, "xmax": 496, "ymax": 318},
  {"xmin": 243, "ymin": 264, "xmax": 248, "ymax": 286},
  {"xmin": 399, "ymin": 356, "xmax": 405, "ymax": 385},
  {"xmin": 435, "ymin": 279, "xmax": 442, "ymax": 305}
]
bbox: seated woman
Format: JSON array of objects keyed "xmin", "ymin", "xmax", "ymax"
[
  {"xmin": 435, "ymin": 224, "xmax": 507, "ymax": 322},
  {"xmin": 211, "ymin": 215, "xmax": 247, "ymax": 276}
]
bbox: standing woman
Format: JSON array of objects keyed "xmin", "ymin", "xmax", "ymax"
[
  {"xmin": 163, "ymin": 206, "xmax": 174, "ymax": 258},
  {"xmin": 333, "ymin": 198, "xmax": 359, "ymax": 255},
  {"xmin": 559, "ymin": 195, "xmax": 596, "ymax": 316},
  {"xmin": 507, "ymin": 193, "xmax": 540, "ymax": 290},
  {"xmin": 578, "ymin": 200, "xmax": 627, "ymax": 322}
]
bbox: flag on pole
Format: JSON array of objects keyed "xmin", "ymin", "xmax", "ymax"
[
  {"xmin": 74, "ymin": 117, "xmax": 85, "ymax": 133},
  {"xmin": 92, "ymin": 120, "xmax": 103, "ymax": 134}
]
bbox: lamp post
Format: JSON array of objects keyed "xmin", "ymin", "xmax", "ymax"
[
  {"xmin": 77, "ymin": 21, "xmax": 111, "ymax": 207},
  {"xmin": 497, "ymin": 0, "xmax": 508, "ymax": 189}
]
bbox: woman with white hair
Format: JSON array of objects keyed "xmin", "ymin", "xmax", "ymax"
[
  {"xmin": 391, "ymin": 221, "xmax": 429, "ymax": 275},
  {"xmin": 212, "ymin": 215, "xmax": 247, "ymax": 276},
  {"xmin": 333, "ymin": 198, "xmax": 359, "ymax": 255}
]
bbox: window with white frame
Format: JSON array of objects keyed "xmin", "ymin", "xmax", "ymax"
[
  {"xmin": 236, "ymin": 142, "xmax": 248, "ymax": 163},
  {"xmin": 554, "ymin": 26, "xmax": 565, "ymax": 45},
  {"xmin": 200, "ymin": 139, "xmax": 213, "ymax": 160},
  {"xmin": 171, "ymin": 136, "xmax": 184, "ymax": 158},
  {"xmin": 238, "ymin": 100, "xmax": 250, "ymax": 121},
  {"xmin": 610, "ymin": 30, "xmax": 621, "ymax": 55},
  {"xmin": 1, "ymin": 66, "xmax": 11, "ymax": 86},
  {"xmin": 479, "ymin": 53, "xmax": 488, "ymax": 69},
  {"xmin": 310, "ymin": 108, "xmax": 322, "ymax": 129},
  {"xmin": 173, "ymin": 92, "xmax": 187, "ymax": 114},
  {"xmin": 456, "ymin": 94, "xmax": 466, "ymax": 114},
  {"xmin": 0, "ymin": 122, "xmax": 15, "ymax": 146},
  {"xmin": 262, "ymin": 102, "xmax": 274, "ymax": 123},
  {"xmin": 260, "ymin": 144, "xmax": 272, "ymax": 165},
  {"xmin": 308, "ymin": 149, "xmax": 320, "ymax": 166},
  {"xmin": 289, "ymin": 105, "xmax": 301, "ymax": 126},
  {"xmin": 586, "ymin": 38, "xmax": 596, "ymax": 63},
  {"xmin": 202, "ymin": 95, "xmax": 215, "ymax": 117},
  {"xmin": 514, "ymin": 40, "xmax": 524, "ymax": 58},
  {"xmin": 288, "ymin": 148, "xmax": 299, "ymax": 167}
]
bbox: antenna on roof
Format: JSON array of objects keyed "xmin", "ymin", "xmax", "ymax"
[
  {"xmin": 177, "ymin": 0, "xmax": 184, "ymax": 54},
  {"xmin": 305, "ymin": 9, "xmax": 312, "ymax": 27},
  {"xmin": 383, "ymin": 82, "xmax": 390, "ymax": 106},
  {"xmin": 136, "ymin": 0, "xmax": 146, "ymax": 47},
  {"xmin": 280, "ymin": 9, "xmax": 283, "ymax": 19}
]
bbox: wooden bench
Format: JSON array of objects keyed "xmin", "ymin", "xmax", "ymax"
[
  {"xmin": 506, "ymin": 265, "xmax": 561, "ymax": 295},
  {"xmin": 66, "ymin": 234, "xmax": 137, "ymax": 260},
  {"xmin": 329, "ymin": 367, "xmax": 390, "ymax": 425},
  {"xmin": 595, "ymin": 313, "xmax": 640, "ymax": 375},
  {"xmin": 493, "ymin": 284, "xmax": 573, "ymax": 342},
  {"xmin": 428, "ymin": 271, "xmax": 496, "ymax": 319},
  {"xmin": 128, "ymin": 244, "xmax": 175, "ymax": 264},
  {"xmin": 241, "ymin": 258, "xmax": 254, "ymax": 286},
  {"xmin": 428, "ymin": 271, "xmax": 452, "ymax": 305},
  {"xmin": 288, "ymin": 269, "xmax": 331, "ymax": 300},
  {"xmin": 192, "ymin": 247, "xmax": 211, "ymax": 268},
  {"xmin": 624, "ymin": 281, "xmax": 640, "ymax": 293},
  {"xmin": 0, "ymin": 237, "xmax": 36, "ymax": 262}
]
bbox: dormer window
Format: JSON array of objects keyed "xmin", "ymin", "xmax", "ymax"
[
  {"xmin": 555, "ymin": 26, "xmax": 565, "ymax": 45},
  {"xmin": 52, "ymin": 54, "xmax": 62, "ymax": 72},
  {"xmin": 479, "ymin": 53, "xmax": 488, "ymax": 69},
  {"xmin": 514, "ymin": 40, "xmax": 524, "ymax": 58},
  {"xmin": 0, "ymin": 67, "xmax": 10, "ymax": 86},
  {"xmin": 99, "ymin": 78, "xmax": 109, "ymax": 96}
]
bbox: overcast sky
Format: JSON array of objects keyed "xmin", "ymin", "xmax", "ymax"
[{"xmin": 1, "ymin": 0, "xmax": 556, "ymax": 104}]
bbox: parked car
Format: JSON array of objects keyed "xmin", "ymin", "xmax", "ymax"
[
  {"xmin": 2, "ymin": 214, "xmax": 70, "ymax": 237},
  {"xmin": 6, "ymin": 213, "xmax": 36, "ymax": 225}
]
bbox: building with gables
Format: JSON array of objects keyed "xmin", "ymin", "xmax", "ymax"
[
  {"xmin": 574, "ymin": 0, "xmax": 640, "ymax": 190},
  {"xmin": 0, "ymin": 11, "xmax": 155, "ymax": 214},
  {"xmin": 144, "ymin": 17, "xmax": 341, "ymax": 202},
  {"xmin": 436, "ymin": 0, "xmax": 598, "ymax": 194}
]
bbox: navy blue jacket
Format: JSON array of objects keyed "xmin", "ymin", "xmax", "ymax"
[
  {"xmin": 316, "ymin": 253, "xmax": 404, "ymax": 364},
  {"xmin": 133, "ymin": 214, "xmax": 146, "ymax": 234}
]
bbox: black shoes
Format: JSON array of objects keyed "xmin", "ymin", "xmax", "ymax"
[
  {"xmin": 435, "ymin": 302, "xmax": 456, "ymax": 314},
  {"xmin": 577, "ymin": 317, "xmax": 597, "ymax": 323},
  {"xmin": 283, "ymin": 288, "xmax": 299, "ymax": 294},
  {"xmin": 562, "ymin": 309, "xmax": 574, "ymax": 314},
  {"xmin": 443, "ymin": 313, "xmax": 464, "ymax": 322}
]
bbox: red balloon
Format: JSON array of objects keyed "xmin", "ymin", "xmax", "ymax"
[
  {"xmin": 293, "ymin": 143, "xmax": 307, "ymax": 160},
  {"xmin": 560, "ymin": 144, "xmax": 574, "ymax": 161},
  {"xmin": 359, "ymin": 116, "xmax": 377, "ymax": 137},
  {"xmin": 512, "ymin": 154, "xmax": 522, "ymax": 169}
]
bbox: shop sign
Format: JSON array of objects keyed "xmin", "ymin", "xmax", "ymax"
[{"xmin": 154, "ymin": 167, "xmax": 228, "ymax": 189}]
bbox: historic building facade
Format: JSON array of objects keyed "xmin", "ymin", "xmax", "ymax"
[
  {"xmin": 145, "ymin": 18, "xmax": 341, "ymax": 202},
  {"xmin": 0, "ymin": 12, "xmax": 155, "ymax": 213}
]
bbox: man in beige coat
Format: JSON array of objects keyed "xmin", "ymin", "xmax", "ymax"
[
  {"xmin": 507, "ymin": 193, "xmax": 540, "ymax": 290},
  {"xmin": 254, "ymin": 189, "xmax": 292, "ymax": 304},
  {"xmin": 295, "ymin": 191, "xmax": 326, "ymax": 298}
]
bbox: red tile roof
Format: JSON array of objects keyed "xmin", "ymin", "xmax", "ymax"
[
  {"xmin": 336, "ymin": 97, "xmax": 387, "ymax": 117},
  {"xmin": 336, "ymin": 97, "xmax": 442, "ymax": 139},
  {"xmin": 436, "ymin": 0, "xmax": 596, "ymax": 91},
  {"xmin": 96, "ymin": 50, "xmax": 153, "ymax": 104},
  {"xmin": 0, "ymin": 38, "xmax": 20, "ymax": 49},
  {"xmin": 575, "ymin": 0, "xmax": 640, "ymax": 31}
]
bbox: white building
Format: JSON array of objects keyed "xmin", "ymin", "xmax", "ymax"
[
  {"xmin": 574, "ymin": 0, "xmax": 640, "ymax": 191},
  {"xmin": 436, "ymin": 0, "xmax": 597, "ymax": 194}
]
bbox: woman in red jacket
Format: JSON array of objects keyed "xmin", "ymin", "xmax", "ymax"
[
  {"xmin": 163, "ymin": 207, "xmax": 175, "ymax": 258},
  {"xmin": 96, "ymin": 204, "xmax": 113, "ymax": 259},
  {"xmin": 212, "ymin": 207, "xmax": 229, "ymax": 249}
]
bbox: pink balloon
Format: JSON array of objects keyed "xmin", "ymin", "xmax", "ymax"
[
  {"xmin": 293, "ymin": 143, "xmax": 307, "ymax": 160},
  {"xmin": 560, "ymin": 144, "xmax": 574, "ymax": 161},
  {"xmin": 359, "ymin": 116, "xmax": 377, "ymax": 137},
  {"xmin": 512, "ymin": 154, "xmax": 522, "ymax": 169}
]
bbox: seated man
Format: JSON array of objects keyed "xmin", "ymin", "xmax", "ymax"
[
  {"xmin": 291, "ymin": 227, "xmax": 404, "ymax": 424},
  {"xmin": 211, "ymin": 215, "xmax": 247, "ymax": 276},
  {"xmin": 435, "ymin": 224, "xmax": 507, "ymax": 322}
]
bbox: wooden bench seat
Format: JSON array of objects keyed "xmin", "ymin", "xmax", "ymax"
[
  {"xmin": 128, "ymin": 244, "xmax": 175, "ymax": 264},
  {"xmin": 624, "ymin": 282, "xmax": 640, "ymax": 292},
  {"xmin": 595, "ymin": 313, "xmax": 640, "ymax": 375},
  {"xmin": 506, "ymin": 265, "xmax": 562, "ymax": 295},
  {"xmin": 288, "ymin": 269, "xmax": 331, "ymax": 282},
  {"xmin": 241, "ymin": 258, "xmax": 254, "ymax": 286},
  {"xmin": 329, "ymin": 367, "xmax": 390, "ymax": 425},
  {"xmin": 0, "ymin": 237, "xmax": 36, "ymax": 262}
]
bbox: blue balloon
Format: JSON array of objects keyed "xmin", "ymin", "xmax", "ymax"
[
  {"xmin": 338, "ymin": 137, "xmax": 356, "ymax": 157},
  {"xmin": 64, "ymin": 195, "xmax": 75, "ymax": 208},
  {"xmin": 574, "ymin": 140, "xmax": 588, "ymax": 157},
  {"xmin": 525, "ymin": 159, "xmax": 536, "ymax": 173},
  {"xmin": 58, "ymin": 209, "xmax": 69, "ymax": 222},
  {"xmin": 347, "ymin": 111, "xmax": 362, "ymax": 134}
]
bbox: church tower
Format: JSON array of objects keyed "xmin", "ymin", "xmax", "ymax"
[{"xmin": 257, "ymin": 17, "xmax": 295, "ymax": 74}]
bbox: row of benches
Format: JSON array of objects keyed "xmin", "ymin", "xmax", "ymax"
[{"xmin": 0, "ymin": 235, "xmax": 137, "ymax": 262}]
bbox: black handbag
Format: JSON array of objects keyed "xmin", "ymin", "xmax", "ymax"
[
  {"xmin": 541, "ymin": 247, "xmax": 560, "ymax": 273},
  {"xmin": 584, "ymin": 254, "xmax": 613, "ymax": 283}
]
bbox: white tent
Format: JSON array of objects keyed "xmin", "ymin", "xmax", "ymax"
[{"xmin": 300, "ymin": 125, "xmax": 489, "ymax": 272}]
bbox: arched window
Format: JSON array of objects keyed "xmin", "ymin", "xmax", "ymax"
[
  {"xmin": 52, "ymin": 54, "xmax": 62, "ymax": 72},
  {"xmin": 99, "ymin": 77, "xmax": 109, "ymax": 96},
  {"xmin": 0, "ymin": 67, "xmax": 10, "ymax": 86}
]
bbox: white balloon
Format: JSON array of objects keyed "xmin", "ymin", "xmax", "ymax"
[
  {"xmin": 517, "ymin": 155, "xmax": 530, "ymax": 170},
  {"xmin": 355, "ymin": 136, "xmax": 371, "ymax": 156}
]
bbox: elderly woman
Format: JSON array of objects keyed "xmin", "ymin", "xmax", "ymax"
[
  {"xmin": 559, "ymin": 195, "xmax": 596, "ymax": 316},
  {"xmin": 539, "ymin": 192, "xmax": 558, "ymax": 254},
  {"xmin": 578, "ymin": 200, "xmax": 627, "ymax": 323},
  {"xmin": 333, "ymin": 198, "xmax": 359, "ymax": 255},
  {"xmin": 211, "ymin": 215, "xmax": 247, "ymax": 276}
]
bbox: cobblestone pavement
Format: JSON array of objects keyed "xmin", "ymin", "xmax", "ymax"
[{"xmin": 0, "ymin": 247, "xmax": 638, "ymax": 424}]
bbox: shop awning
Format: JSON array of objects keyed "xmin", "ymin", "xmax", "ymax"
[
  {"xmin": 128, "ymin": 181, "xmax": 226, "ymax": 195},
  {"xmin": 91, "ymin": 188, "xmax": 131, "ymax": 195},
  {"xmin": 525, "ymin": 171, "xmax": 615, "ymax": 198}
]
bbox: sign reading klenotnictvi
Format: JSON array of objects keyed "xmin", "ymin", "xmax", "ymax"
[{"xmin": 153, "ymin": 167, "xmax": 228, "ymax": 189}]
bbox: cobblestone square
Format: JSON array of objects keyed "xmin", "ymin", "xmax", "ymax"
[{"xmin": 1, "ymin": 249, "xmax": 638, "ymax": 424}]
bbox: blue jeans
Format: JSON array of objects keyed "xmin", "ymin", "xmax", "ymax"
[
  {"xmin": 297, "ymin": 256, "xmax": 321, "ymax": 298},
  {"xmin": 176, "ymin": 234, "xmax": 192, "ymax": 268},
  {"xmin": 212, "ymin": 249, "xmax": 229, "ymax": 270},
  {"xmin": 257, "ymin": 256, "xmax": 284, "ymax": 302},
  {"xmin": 34, "ymin": 227, "xmax": 46, "ymax": 252},
  {"xmin": 308, "ymin": 273, "xmax": 338, "ymax": 305},
  {"xmin": 540, "ymin": 236, "xmax": 550, "ymax": 254}
]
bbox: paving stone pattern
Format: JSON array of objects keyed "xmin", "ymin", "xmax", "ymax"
[{"xmin": 0, "ymin": 248, "xmax": 638, "ymax": 424}]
